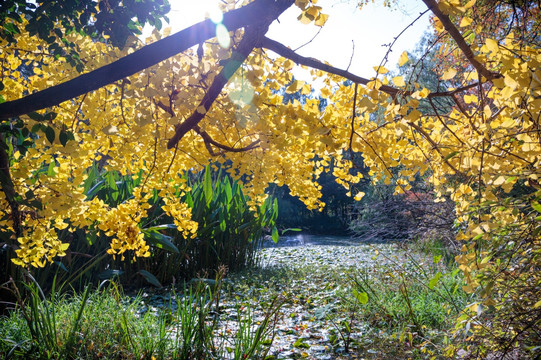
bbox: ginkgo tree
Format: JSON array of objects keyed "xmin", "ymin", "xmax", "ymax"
[{"xmin": 0, "ymin": 0, "xmax": 540, "ymax": 356}]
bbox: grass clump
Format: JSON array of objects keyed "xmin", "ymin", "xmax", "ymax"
[{"xmin": 0, "ymin": 271, "xmax": 282, "ymax": 360}]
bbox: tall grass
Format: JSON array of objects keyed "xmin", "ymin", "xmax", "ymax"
[
  {"xmin": 342, "ymin": 252, "xmax": 470, "ymax": 357},
  {"xmin": 0, "ymin": 271, "xmax": 283, "ymax": 359},
  {"xmin": 30, "ymin": 164, "xmax": 278, "ymax": 290}
]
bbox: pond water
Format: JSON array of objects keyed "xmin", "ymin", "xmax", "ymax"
[{"xmin": 263, "ymin": 233, "xmax": 362, "ymax": 248}]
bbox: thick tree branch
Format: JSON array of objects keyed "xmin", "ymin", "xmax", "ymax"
[
  {"xmin": 421, "ymin": 0, "xmax": 500, "ymax": 81},
  {"xmin": 0, "ymin": 0, "xmax": 295, "ymax": 120},
  {"xmin": 0, "ymin": 134, "xmax": 21, "ymax": 239},
  {"xmin": 155, "ymin": 100, "xmax": 260, "ymax": 153}
]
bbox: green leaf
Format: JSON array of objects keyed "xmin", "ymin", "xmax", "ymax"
[
  {"xmin": 139, "ymin": 270, "xmax": 162, "ymax": 287},
  {"xmin": 282, "ymin": 228, "xmax": 302, "ymax": 235},
  {"xmin": 59, "ymin": 130, "xmax": 68, "ymax": 146},
  {"xmin": 143, "ymin": 230, "xmax": 179, "ymax": 254},
  {"xmin": 428, "ymin": 272, "xmax": 442, "ymax": 289},
  {"xmin": 31, "ymin": 123, "xmax": 44, "ymax": 133},
  {"xmin": 45, "ymin": 126, "xmax": 55, "ymax": 144},
  {"xmin": 106, "ymin": 172, "xmax": 118, "ymax": 190},
  {"xmin": 144, "ymin": 224, "xmax": 177, "ymax": 231},
  {"xmin": 47, "ymin": 162, "xmax": 56, "ymax": 177},
  {"xmin": 433, "ymin": 255, "xmax": 442, "ymax": 264},
  {"xmin": 43, "ymin": 112, "xmax": 57, "ymax": 121},
  {"xmin": 28, "ymin": 112, "xmax": 44, "ymax": 121},
  {"xmin": 352, "ymin": 289, "xmax": 368, "ymax": 304},
  {"xmin": 293, "ymin": 338, "xmax": 310, "ymax": 349},
  {"xmin": 532, "ymin": 201, "xmax": 541, "ymax": 213},
  {"xmin": 203, "ymin": 166, "xmax": 212, "ymax": 205},
  {"xmin": 4, "ymin": 22, "xmax": 20, "ymax": 35},
  {"xmin": 444, "ymin": 151, "xmax": 459, "ymax": 161},
  {"xmin": 272, "ymin": 226, "xmax": 279, "ymax": 243},
  {"xmin": 99, "ymin": 269, "xmax": 124, "ymax": 280}
]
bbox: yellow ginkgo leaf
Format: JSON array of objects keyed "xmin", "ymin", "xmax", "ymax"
[
  {"xmin": 398, "ymin": 51, "xmax": 409, "ymax": 66},
  {"xmin": 297, "ymin": 12, "xmax": 312, "ymax": 24},
  {"xmin": 442, "ymin": 68, "xmax": 457, "ymax": 80},
  {"xmin": 314, "ymin": 13, "xmax": 329, "ymax": 27},
  {"xmin": 463, "ymin": 0, "xmax": 476, "ymax": 9},
  {"xmin": 286, "ymin": 80, "xmax": 302, "ymax": 93},
  {"xmin": 196, "ymin": 105, "xmax": 207, "ymax": 114},
  {"xmin": 419, "ymin": 88, "xmax": 430, "ymax": 98},
  {"xmin": 493, "ymin": 176, "xmax": 506, "ymax": 186},
  {"xmin": 460, "ymin": 17, "xmax": 472, "ymax": 27},
  {"xmin": 392, "ymin": 76, "xmax": 405, "ymax": 86},
  {"xmin": 373, "ymin": 66, "xmax": 389, "ymax": 74},
  {"xmin": 294, "ymin": 0, "xmax": 310, "ymax": 10},
  {"xmin": 300, "ymin": 84, "xmax": 311, "ymax": 95},
  {"xmin": 486, "ymin": 38, "xmax": 499, "ymax": 53},
  {"xmin": 305, "ymin": 6, "xmax": 321, "ymax": 20}
]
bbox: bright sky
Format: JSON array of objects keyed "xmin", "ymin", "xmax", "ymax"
[{"xmin": 162, "ymin": 0, "xmax": 431, "ymax": 80}]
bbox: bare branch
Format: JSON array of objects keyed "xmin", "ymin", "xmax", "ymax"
[
  {"xmin": 262, "ymin": 36, "xmax": 481, "ymax": 99},
  {"xmin": 294, "ymin": 27, "xmax": 323, "ymax": 52},
  {"xmin": 346, "ymin": 40, "xmax": 355, "ymax": 72},
  {"xmin": 377, "ymin": 9, "xmax": 429, "ymax": 72}
]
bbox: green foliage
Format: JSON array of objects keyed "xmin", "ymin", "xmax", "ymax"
[
  {"xmin": 28, "ymin": 164, "xmax": 277, "ymax": 290},
  {"xmin": 172, "ymin": 167, "xmax": 278, "ymax": 278},
  {"xmin": 349, "ymin": 260, "xmax": 468, "ymax": 353},
  {"xmin": 0, "ymin": 275, "xmax": 92, "ymax": 359},
  {"xmin": 0, "ymin": 0, "xmax": 171, "ymax": 62}
]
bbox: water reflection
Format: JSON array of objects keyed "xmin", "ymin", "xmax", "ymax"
[{"xmin": 263, "ymin": 233, "xmax": 361, "ymax": 248}]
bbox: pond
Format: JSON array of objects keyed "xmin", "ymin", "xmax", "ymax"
[
  {"xmin": 263, "ymin": 233, "xmax": 364, "ymax": 248},
  {"xmin": 259, "ymin": 233, "xmax": 403, "ymax": 270}
]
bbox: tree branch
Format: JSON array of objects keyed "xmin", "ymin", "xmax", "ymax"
[
  {"xmin": 0, "ymin": 0, "xmax": 295, "ymax": 120},
  {"xmin": 261, "ymin": 36, "xmax": 480, "ymax": 99},
  {"xmin": 194, "ymin": 125, "xmax": 261, "ymax": 154},
  {"xmin": 421, "ymin": 0, "xmax": 500, "ymax": 81},
  {"xmin": 0, "ymin": 134, "xmax": 22, "ymax": 239},
  {"xmin": 261, "ymin": 36, "xmax": 401, "ymax": 96}
]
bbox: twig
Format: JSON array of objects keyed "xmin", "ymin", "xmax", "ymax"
[
  {"xmin": 294, "ymin": 27, "xmax": 323, "ymax": 52},
  {"xmin": 376, "ymin": 10, "xmax": 429, "ymax": 72},
  {"xmin": 346, "ymin": 40, "xmax": 355, "ymax": 72}
]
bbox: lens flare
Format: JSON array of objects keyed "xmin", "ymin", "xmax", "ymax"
[{"xmin": 216, "ymin": 23, "xmax": 230, "ymax": 49}]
